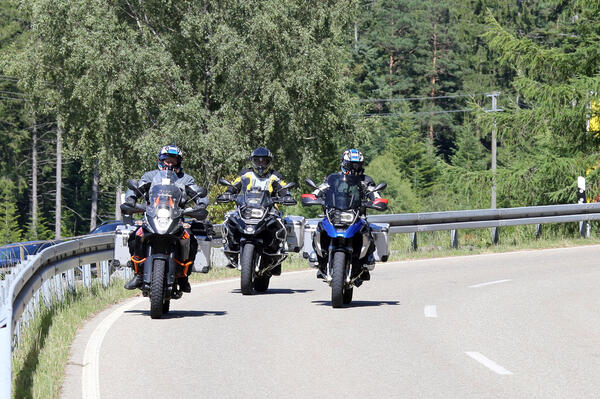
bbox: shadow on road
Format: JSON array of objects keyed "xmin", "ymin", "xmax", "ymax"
[
  {"xmin": 229, "ymin": 288, "xmax": 314, "ymax": 295},
  {"xmin": 311, "ymin": 300, "xmax": 400, "ymax": 308},
  {"xmin": 125, "ymin": 310, "xmax": 227, "ymax": 318}
]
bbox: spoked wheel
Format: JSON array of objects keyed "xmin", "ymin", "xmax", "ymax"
[
  {"xmin": 253, "ymin": 274, "xmax": 271, "ymax": 293},
  {"xmin": 150, "ymin": 259, "xmax": 166, "ymax": 319},
  {"xmin": 331, "ymin": 252, "xmax": 347, "ymax": 308},
  {"xmin": 240, "ymin": 243, "xmax": 255, "ymax": 295}
]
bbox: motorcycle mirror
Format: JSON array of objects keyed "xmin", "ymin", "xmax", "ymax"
[
  {"xmin": 219, "ymin": 177, "xmax": 233, "ymax": 187},
  {"xmin": 370, "ymin": 182, "xmax": 387, "ymax": 192},
  {"xmin": 186, "ymin": 186, "xmax": 207, "ymax": 202},
  {"xmin": 127, "ymin": 179, "xmax": 146, "ymax": 198},
  {"xmin": 305, "ymin": 178, "xmax": 318, "ymax": 189},
  {"xmin": 279, "ymin": 182, "xmax": 296, "ymax": 192}
]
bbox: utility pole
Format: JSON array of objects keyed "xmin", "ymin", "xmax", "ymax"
[
  {"xmin": 486, "ymin": 92, "xmax": 502, "ymax": 244},
  {"xmin": 485, "ymin": 92, "xmax": 502, "ymax": 209}
]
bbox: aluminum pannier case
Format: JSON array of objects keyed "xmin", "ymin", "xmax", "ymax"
[
  {"xmin": 370, "ymin": 222, "xmax": 390, "ymax": 262},
  {"xmin": 283, "ymin": 216, "xmax": 305, "ymax": 252}
]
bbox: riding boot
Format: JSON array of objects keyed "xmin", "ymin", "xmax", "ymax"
[
  {"xmin": 124, "ymin": 273, "xmax": 143, "ymax": 290},
  {"xmin": 177, "ymin": 276, "xmax": 191, "ymax": 293}
]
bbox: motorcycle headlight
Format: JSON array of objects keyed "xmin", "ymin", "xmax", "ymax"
[
  {"xmin": 154, "ymin": 208, "xmax": 172, "ymax": 234},
  {"xmin": 328, "ymin": 209, "xmax": 357, "ymax": 227},
  {"xmin": 339, "ymin": 211, "xmax": 355, "ymax": 224},
  {"xmin": 243, "ymin": 208, "xmax": 265, "ymax": 219}
]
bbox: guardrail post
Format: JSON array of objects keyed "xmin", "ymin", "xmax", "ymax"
[
  {"xmin": 579, "ymin": 221, "xmax": 588, "ymax": 238},
  {"xmin": 83, "ymin": 264, "xmax": 92, "ymax": 288},
  {"xmin": 54, "ymin": 273, "xmax": 64, "ymax": 303},
  {"xmin": 450, "ymin": 230, "xmax": 458, "ymax": 249},
  {"xmin": 101, "ymin": 260, "xmax": 110, "ymax": 287},
  {"xmin": 41, "ymin": 279, "xmax": 52, "ymax": 307},
  {"xmin": 491, "ymin": 227, "xmax": 499, "ymax": 245},
  {"xmin": 66, "ymin": 268, "xmax": 76, "ymax": 293},
  {"xmin": 410, "ymin": 232, "xmax": 418, "ymax": 251},
  {"xmin": 535, "ymin": 224, "xmax": 542, "ymax": 239}
]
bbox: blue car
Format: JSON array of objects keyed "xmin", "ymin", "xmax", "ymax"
[
  {"xmin": 90, "ymin": 220, "xmax": 124, "ymax": 234},
  {"xmin": 0, "ymin": 240, "xmax": 60, "ymax": 269}
]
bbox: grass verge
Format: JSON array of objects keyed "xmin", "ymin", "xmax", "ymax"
[{"xmin": 11, "ymin": 282, "xmax": 134, "ymax": 399}]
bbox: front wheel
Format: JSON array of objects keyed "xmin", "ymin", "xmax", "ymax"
[
  {"xmin": 254, "ymin": 275, "xmax": 271, "ymax": 293},
  {"xmin": 240, "ymin": 243, "xmax": 255, "ymax": 295},
  {"xmin": 150, "ymin": 259, "xmax": 166, "ymax": 319},
  {"xmin": 331, "ymin": 252, "xmax": 347, "ymax": 308}
]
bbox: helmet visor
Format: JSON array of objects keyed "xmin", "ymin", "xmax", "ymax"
[{"xmin": 252, "ymin": 156, "xmax": 270, "ymax": 167}]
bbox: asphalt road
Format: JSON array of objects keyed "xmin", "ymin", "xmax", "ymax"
[{"xmin": 62, "ymin": 245, "xmax": 600, "ymax": 398}]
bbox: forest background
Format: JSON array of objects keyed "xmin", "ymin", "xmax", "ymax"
[{"xmin": 1, "ymin": 0, "xmax": 600, "ymax": 243}]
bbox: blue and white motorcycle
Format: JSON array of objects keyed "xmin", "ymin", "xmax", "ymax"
[{"xmin": 302, "ymin": 174, "xmax": 388, "ymax": 308}]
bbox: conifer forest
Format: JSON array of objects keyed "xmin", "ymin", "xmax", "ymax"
[{"xmin": 1, "ymin": 0, "xmax": 599, "ymax": 242}]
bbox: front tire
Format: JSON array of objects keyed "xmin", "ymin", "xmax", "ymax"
[
  {"xmin": 150, "ymin": 259, "xmax": 166, "ymax": 319},
  {"xmin": 331, "ymin": 252, "xmax": 346, "ymax": 308},
  {"xmin": 240, "ymin": 243, "xmax": 255, "ymax": 295},
  {"xmin": 254, "ymin": 275, "xmax": 271, "ymax": 293},
  {"xmin": 343, "ymin": 288, "xmax": 353, "ymax": 304}
]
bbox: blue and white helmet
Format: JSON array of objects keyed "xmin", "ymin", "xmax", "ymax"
[
  {"xmin": 341, "ymin": 149, "xmax": 364, "ymax": 175},
  {"xmin": 157, "ymin": 144, "xmax": 183, "ymax": 173}
]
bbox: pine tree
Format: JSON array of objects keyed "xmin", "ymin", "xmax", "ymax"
[{"xmin": 0, "ymin": 177, "xmax": 23, "ymax": 244}]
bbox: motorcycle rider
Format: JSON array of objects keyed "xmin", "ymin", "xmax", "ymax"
[
  {"xmin": 217, "ymin": 147, "xmax": 296, "ymax": 270},
  {"xmin": 123, "ymin": 144, "xmax": 209, "ymax": 293},
  {"xmin": 311, "ymin": 148, "xmax": 387, "ymax": 280}
]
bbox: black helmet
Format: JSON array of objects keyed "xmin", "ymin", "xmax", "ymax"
[
  {"xmin": 158, "ymin": 144, "xmax": 183, "ymax": 173},
  {"xmin": 249, "ymin": 147, "xmax": 272, "ymax": 177}
]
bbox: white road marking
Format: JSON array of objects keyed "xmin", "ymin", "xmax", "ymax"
[
  {"xmin": 465, "ymin": 352, "xmax": 513, "ymax": 375},
  {"xmin": 82, "ymin": 297, "xmax": 145, "ymax": 399},
  {"xmin": 81, "ymin": 277, "xmax": 242, "ymax": 399},
  {"xmin": 468, "ymin": 279, "xmax": 512, "ymax": 288},
  {"xmin": 424, "ymin": 305, "xmax": 437, "ymax": 318}
]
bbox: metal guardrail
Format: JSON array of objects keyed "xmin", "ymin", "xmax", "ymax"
[
  {"xmin": 0, "ymin": 232, "xmax": 122, "ymax": 399},
  {"xmin": 2, "ymin": 202, "xmax": 600, "ymax": 398}
]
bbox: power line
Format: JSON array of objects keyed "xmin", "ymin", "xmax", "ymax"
[
  {"xmin": 361, "ymin": 108, "xmax": 474, "ymax": 117},
  {"xmin": 356, "ymin": 93, "xmax": 490, "ymax": 102}
]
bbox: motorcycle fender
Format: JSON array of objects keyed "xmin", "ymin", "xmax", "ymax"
[
  {"xmin": 328, "ymin": 248, "xmax": 351, "ymax": 282},
  {"xmin": 167, "ymin": 253, "xmax": 176, "ymax": 288},
  {"xmin": 359, "ymin": 231, "xmax": 372, "ymax": 259},
  {"xmin": 143, "ymin": 254, "xmax": 154, "ymax": 285}
]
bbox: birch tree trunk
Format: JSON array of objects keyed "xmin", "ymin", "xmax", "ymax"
[
  {"xmin": 31, "ymin": 119, "xmax": 38, "ymax": 239},
  {"xmin": 55, "ymin": 122, "xmax": 62, "ymax": 239},
  {"xmin": 429, "ymin": 25, "xmax": 438, "ymax": 145},
  {"xmin": 90, "ymin": 161, "xmax": 99, "ymax": 231},
  {"xmin": 115, "ymin": 186, "xmax": 122, "ymax": 221}
]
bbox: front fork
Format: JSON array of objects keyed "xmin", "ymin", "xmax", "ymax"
[
  {"xmin": 142, "ymin": 250, "xmax": 177, "ymax": 297},
  {"xmin": 326, "ymin": 238, "xmax": 352, "ymax": 285}
]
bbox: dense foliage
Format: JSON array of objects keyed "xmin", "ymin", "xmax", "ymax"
[{"xmin": 0, "ymin": 0, "xmax": 598, "ymax": 242}]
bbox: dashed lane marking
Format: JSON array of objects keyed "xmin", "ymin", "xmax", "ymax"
[
  {"xmin": 468, "ymin": 279, "xmax": 512, "ymax": 288},
  {"xmin": 465, "ymin": 352, "xmax": 513, "ymax": 375}
]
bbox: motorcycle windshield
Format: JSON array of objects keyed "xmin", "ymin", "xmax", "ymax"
[
  {"xmin": 236, "ymin": 190, "xmax": 271, "ymax": 209},
  {"xmin": 147, "ymin": 171, "xmax": 184, "ymax": 218},
  {"xmin": 324, "ymin": 174, "xmax": 362, "ymax": 211}
]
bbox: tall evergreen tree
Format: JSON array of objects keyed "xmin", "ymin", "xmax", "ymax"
[{"xmin": 0, "ymin": 177, "xmax": 23, "ymax": 244}]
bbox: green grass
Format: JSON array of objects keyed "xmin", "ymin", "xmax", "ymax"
[{"xmin": 11, "ymin": 282, "xmax": 134, "ymax": 399}]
